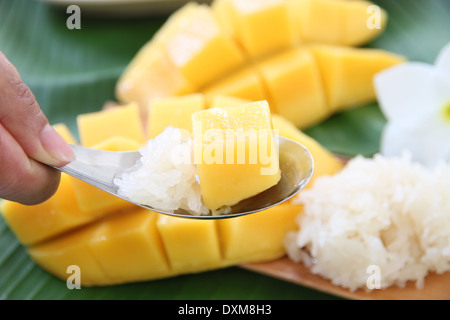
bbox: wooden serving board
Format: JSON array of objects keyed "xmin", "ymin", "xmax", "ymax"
[{"xmin": 242, "ymin": 256, "xmax": 450, "ymax": 300}]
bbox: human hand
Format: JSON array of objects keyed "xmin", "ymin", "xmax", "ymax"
[{"xmin": 0, "ymin": 51, "xmax": 75, "ymax": 205}]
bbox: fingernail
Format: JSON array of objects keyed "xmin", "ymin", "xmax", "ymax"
[{"xmin": 39, "ymin": 124, "xmax": 75, "ymax": 166}]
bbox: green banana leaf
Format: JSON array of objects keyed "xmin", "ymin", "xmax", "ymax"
[{"xmin": 1, "ymin": 0, "xmax": 449, "ymax": 300}]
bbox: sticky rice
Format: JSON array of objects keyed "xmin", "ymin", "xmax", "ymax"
[
  {"xmin": 114, "ymin": 126, "xmax": 209, "ymax": 215},
  {"xmin": 285, "ymin": 153, "xmax": 450, "ymax": 291}
]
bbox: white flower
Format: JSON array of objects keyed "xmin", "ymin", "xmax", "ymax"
[{"xmin": 374, "ymin": 43, "xmax": 450, "ymax": 167}]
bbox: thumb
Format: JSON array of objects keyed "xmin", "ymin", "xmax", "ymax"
[{"xmin": 0, "ymin": 51, "xmax": 75, "ymax": 167}]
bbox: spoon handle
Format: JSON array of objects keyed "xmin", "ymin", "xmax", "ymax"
[{"xmin": 53, "ymin": 144, "xmax": 141, "ymax": 195}]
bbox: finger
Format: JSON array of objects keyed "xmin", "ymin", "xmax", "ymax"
[
  {"xmin": 0, "ymin": 51, "xmax": 74, "ymax": 167},
  {"xmin": 0, "ymin": 123, "xmax": 61, "ymax": 205}
]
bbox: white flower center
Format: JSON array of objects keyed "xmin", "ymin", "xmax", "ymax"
[{"xmin": 442, "ymin": 101, "xmax": 450, "ymax": 123}]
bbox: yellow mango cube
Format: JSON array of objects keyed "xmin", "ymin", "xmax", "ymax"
[
  {"xmin": 218, "ymin": 203, "xmax": 301, "ymax": 264},
  {"xmin": 208, "ymin": 95, "xmax": 251, "ymax": 108},
  {"xmin": 147, "ymin": 93, "xmax": 205, "ymax": 139},
  {"xmin": 28, "ymin": 222, "xmax": 108, "ymax": 286},
  {"xmin": 156, "ymin": 215, "xmax": 221, "ymax": 273},
  {"xmin": 164, "ymin": 4, "xmax": 245, "ymax": 88},
  {"xmin": 271, "ymin": 114, "xmax": 344, "ymax": 186},
  {"xmin": 202, "ymin": 66, "xmax": 267, "ymax": 104},
  {"xmin": 288, "ymin": 0, "xmax": 387, "ymax": 46},
  {"xmin": 69, "ymin": 137, "xmax": 140, "ymax": 215},
  {"xmin": 192, "ymin": 101, "xmax": 280, "ymax": 212},
  {"xmin": 257, "ymin": 47, "xmax": 329, "ymax": 129},
  {"xmin": 77, "ymin": 103, "xmax": 145, "ymax": 147},
  {"xmin": 88, "ymin": 209, "xmax": 171, "ymax": 284},
  {"xmin": 311, "ymin": 45, "xmax": 405, "ymax": 111},
  {"xmin": 291, "ymin": 0, "xmax": 345, "ymax": 45},
  {"xmin": 218, "ymin": 0, "xmax": 296, "ymax": 57}
]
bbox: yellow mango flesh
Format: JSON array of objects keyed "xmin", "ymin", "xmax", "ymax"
[
  {"xmin": 156, "ymin": 215, "xmax": 222, "ymax": 273},
  {"xmin": 217, "ymin": 0, "xmax": 296, "ymax": 57},
  {"xmin": 77, "ymin": 102, "xmax": 145, "ymax": 147},
  {"xmin": 88, "ymin": 208, "xmax": 171, "ymax": 284},
  {"xmin": 311, "ymin": 45, "xmax": 406, "ymax": 112},
  {"xmin": 163, "ymin": 3, "xmax": 245, "ymax": 88},
  {"xmin": 147, "ymin": 93, "xmax": 206, "ymax": 139},
  {"xmin": 218, "ymin": 203, "xmax": 301, "ymax": 264},
  {"xmin": 256, "ymin": 47, "xmax": 328, "ymax": 128},
  {"xmin": 192, "ymin": 101, "xmax": 280, "ymax": 211},
  {"xmin": 202, "ymin": 66, "xmax": 267, "ymax": 104},
  {"xmin": 288, "ymin": 0, "xmax": 387, "ymax": 46}
]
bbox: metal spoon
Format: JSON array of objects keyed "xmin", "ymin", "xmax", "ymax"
[{"xmin": 52, "ymin": 136, "xmax": 313, "ymax": 219}]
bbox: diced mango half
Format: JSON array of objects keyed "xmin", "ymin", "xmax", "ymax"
[
  {"xmin": 147, "ymin": 93, "xmax": 205, "ymax": 139},
  {"xmin": 213, "ymin": 0, "xmax": 296, "ymax": 57},
  {"xmin": 115, "ymin": 0, "xmax": 396, "ymax": 130},
  {"xmin": 77, "ymin": 102, "xmax": 145, "ymax": 147},
  {"xmin": 311, "ymin": 45, "xmax": 406, "ymax": 112},
  {"xmin": 192, "ymin": 101, "xmax": 280, "ymax": 212},
  {"xmin": 202, "ymin": 65, "xmax": 267, "ymax": 104},
  {"xmin": 257, "ymin": 47, "xmax": 328, "ymax": 128}
]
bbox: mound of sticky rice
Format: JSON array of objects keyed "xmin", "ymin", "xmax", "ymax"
[
  {"xmin": 285, "ymin": 153, "xmax": 450, "ymax": 292},
  {"xmin": 114, "ymin": 126, "xmax": 209, "ymax": 215}
]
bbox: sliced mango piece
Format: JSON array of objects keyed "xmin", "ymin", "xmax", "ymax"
[
  {"xmin": 156, "ymin": 215, "xmax": 221, "ymax": 274},
  {"xmin": 88, "ymin": 209, "xmax": 171, "ymax": 284},
  {"xmin": 69, "ymin": 137, "xmax": 140, "ymax": 215},
  {"xmin": 164, "ymin": 3, "xmax": 245, "ymax": 88},
  {"xmin": 219, "ymin": 203, "xmax": 301, "ymax": 264},
  {"xmin": 192, "ymin": 101, "xmax": 280, "ymax": 211},
  {"xmin": 147, "ymin": 93, "xmax": 205, "ymax": 139},
  {"xmin": 311, "ymin": 45, "xmax": 405, "ymax": 112},
  {"xmin": 271, "ymin": 114, "xmax": 344, "ymax": 185},
  {"xmin": 77, "ymin": 103, "xmax": 145, "ymax": 147},
  {"xmin": 28, "ymin": 222, "xmax": 109, "ymax": 286},
  {"xmin": 213, "ymin": 0, "xmax": 296, "ymax": 57},
  {"xmin": 202, "ymin": 65, "xmax": 267, "ymax": 104},
  {"xmin": 257, "ymin": 47, "xmax": 328, "ymax": 129}
]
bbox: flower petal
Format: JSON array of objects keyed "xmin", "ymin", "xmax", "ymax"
[
  {"xmin": 435, "ymin": 42, "xmax": 450, "ymax": 73},
  {"xmin": 374, "ymin": 62, "xmax": 440, "ymax": 125},
  {"xmin": 381, "ymin": 115, "xmax": 450, "ymax": 166}
]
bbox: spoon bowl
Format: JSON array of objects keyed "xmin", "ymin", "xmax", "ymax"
[{"xmin": 53, "ymin": 136, "xmax": 313, "ymax": 219}]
